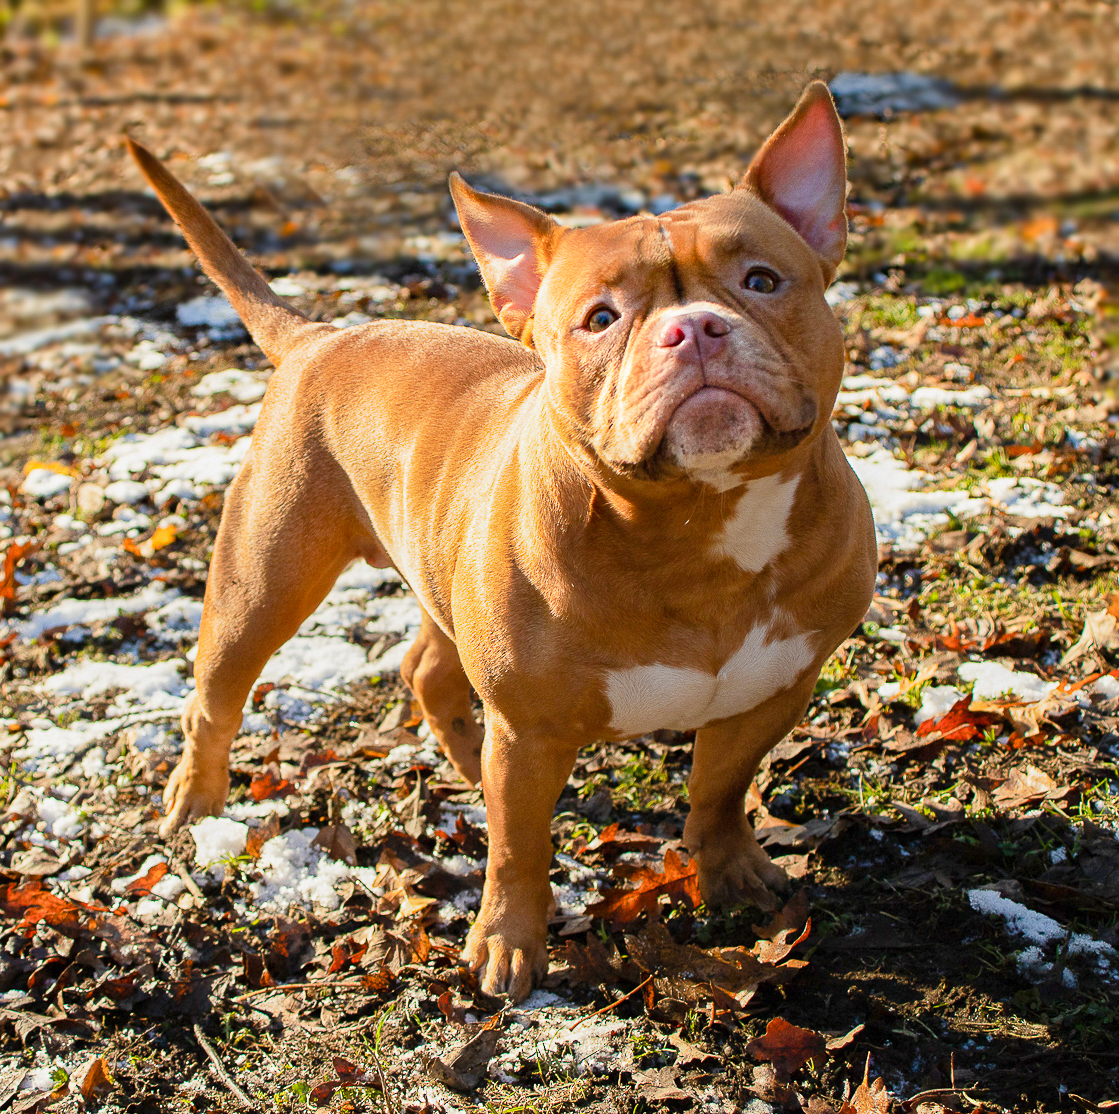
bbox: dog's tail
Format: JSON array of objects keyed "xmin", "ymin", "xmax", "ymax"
[{"xmin": 126, "ymin": 138, "xmax": 314, "ymax": 366}]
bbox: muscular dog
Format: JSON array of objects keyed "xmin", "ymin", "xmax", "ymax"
[{"xmin": 129, "ymin": 80, "xmax": 876, "ymax": 1001}]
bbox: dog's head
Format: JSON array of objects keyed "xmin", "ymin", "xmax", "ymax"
[{"xmin": 451, "ymin": 82, "xmax": 848, "ymax": 488}]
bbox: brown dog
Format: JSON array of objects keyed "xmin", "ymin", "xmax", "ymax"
[{"xmin": 128, "ymin": 80, "xmax": 876, "ymax": 1002}]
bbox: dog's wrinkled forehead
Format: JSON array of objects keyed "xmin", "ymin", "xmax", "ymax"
[{"xmin": 535, "ymin": 190, "xmax": 819, "ymax": 326}]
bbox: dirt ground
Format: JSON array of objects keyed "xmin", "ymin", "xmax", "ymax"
[{"xmin": 0, "ymin": 2, "xmax": 1117, "ymax": 1112}]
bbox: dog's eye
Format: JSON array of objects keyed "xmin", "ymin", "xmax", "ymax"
[
  {"xmin": 585, "ymin": 307, "xmax": 618, "ymax": 332},
  {"xmin": 744, "ymin": 269, "xmax": 779, "ymax": 294}
]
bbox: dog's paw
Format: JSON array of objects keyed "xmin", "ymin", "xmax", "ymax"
[
  {"xmin": 159, "ymin": 755, "xmax": 230, "ymax": 839},
  {"xmin": 462, "ymin": 913, "xmax": 548, "ymax": 1002},
  {"xmin": 695, "ymin": 836, "xmax": 789, "ymax": 912}
]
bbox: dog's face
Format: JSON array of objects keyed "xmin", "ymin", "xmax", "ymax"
[{"xmin": 451, "ymin": 82, "xmax": 849, "ymax": 487}]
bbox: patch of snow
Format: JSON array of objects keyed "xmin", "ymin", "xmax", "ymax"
[
  {"xmin": 0, "ymin": 316, "xmax": 116, "ymax": 357},
  {"xmin": 986, "ymin": 476, "xmax": 1068, "ymax": 519},
  {"xmin": 176, "ymin": 295, "xmax": 241, "ymax": 330},
  {"xmin": 256, "ymin": 635, "xmax": 375, "ymax": 692},
  {"xmin": 968, "ymin": 889, "xmax": 1114, "ymax": 962},
  {"xmin": 958, "ymin": 662, "xmax": 1055, "ymax": 702},
  {"xmin": 103, "ymin": 480, "xmax": 150, "ymax": 505},
  {"xmin": 191, "ymin": 817, "xmax": 248, "ymax": 867},
  {"xmin": 191, "ymin": 369, "xmax": 269, "ymax": 402},
  {"xmin": 1092, "ymin": 673, "xmax": 1119, "ymax": 699},
  {"xmin": 42, "ymin": 658, "xmax": 189, "ymax": 710},
  {"xmin": 910, "ymin": 385, "xmax": 991, "ymax": 409},
  {"xmin": 19, "ymin": 469, "xmax": 72, "ymax": 499},
  {"xmin": 825, "ymin": 281, "xmax": 859, "ymax": 306},
  {"xmin": 915, "ymin": 685, "xmax": 964, "ymax": 725},
  {"xmin": 846, "ymin": 448, "xmax": 984, "ymax": 550}
]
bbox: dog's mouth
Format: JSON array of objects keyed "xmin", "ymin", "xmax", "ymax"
[{"xmin": 656, "ymin": 382, "xmax": 816, "ymax": 467}]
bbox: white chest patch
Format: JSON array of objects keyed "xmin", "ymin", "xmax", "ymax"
[
  {"xmin": 605, "ymin": 616, "xmax": 817, "ymax": 738},
  {"xmin": 713, "ymin": 471, "xmax": 800, "ymax": 573}
]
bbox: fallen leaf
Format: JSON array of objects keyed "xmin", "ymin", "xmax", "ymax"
[
  {"xmin": 22, "ymin": 459, "xmax": 77, "ymax": 476},
  {"xmin": 423, "ymin": 1026, "xmax": 501, "ymax": 1092},
  {"xmin": 745, "ymin": 1017, "xmax": 827, "ymax": 1081},
  {"xmin": 312, "ymin": 823, "xmax": 358, "ymax": 866},
  {"xmin": 992, "ymin": 764, "xmax": 1071, "ymax": 809},
  {"xmin": 124, "ymin": 862, "xmax": 169, "ymax": 896},
  {"xmin": 843, "ymin": 1059, "xmax": 892, "ymax": 1114},
  {"xmin": 916, "ymin": 697, "xmax": 1001, "ymax": 743},
  {"xmin": 80, "ymin": 1059, "xmax": 114, "ymax": 1101},
  {"xmin": 1062, "ymin": 596, "xmax": 1119, "ymax": 665},
  {"xmin": 668, "ymin": 1032, "xmax": 719, "ymax": 1067},
  {"xmin": 586, "ymin": 848, "xmax": 700, "ymax": 926},
  {"xmin": 250, "ymin": 768, "xmax": 294, "ymax": 802},
  {"xmin": 0, "ymin": 542, "xmax": 37, "ymax": 609},
  {"xmin": 246, "ymin": 815, "xmax": 282, "ymax": 859},
  {"xmin": 9, "ymin": 850, "xmax": 63, "ymax": 878}
]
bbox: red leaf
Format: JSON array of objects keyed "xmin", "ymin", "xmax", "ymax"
[
  {"xmin": 250, "ymin": 769, "xmax": 294, "ymax": 801},
  {"xmin": 0, "ymin": 880, "xmax": 94, "ymax": 931},
  {"xmin": 0, "ymin": 542, "xmax": 36, "ymax": 607},
  {"xmin": 586, "ymin": 848, "xmax": 701, "ymax": 927},
  {"xmin": 915, "ymin": 697, "xmax": 1001, "ymax": 742},
  {"xmin": 310, "ymin": 1081, "xmax": 338, "ymax": 1106},
  {"xmin": 246, "ymin": 814, "xmax": 281, "ymax": 859},
  {"xmin": 125, "ymin": 862, "xmax": 169, "ymax": 896}
]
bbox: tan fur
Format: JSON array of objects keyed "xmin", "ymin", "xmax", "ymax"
[{"xmin": 129, "ymin": 82, "xmax": 877, "ymax": 1002}]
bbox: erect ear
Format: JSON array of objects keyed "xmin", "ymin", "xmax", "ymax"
[
  {"xmin": 449, "ymin": 173, "xmax": 560, "ymax": 344},
  {"xmin": 739, "ymin": 81, "xmax": 848, "ymax": 281}
]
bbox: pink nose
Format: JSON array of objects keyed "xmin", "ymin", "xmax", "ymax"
[{"xmin": 657, "ymin": 310, "xmax": 730, "ymax": 361}]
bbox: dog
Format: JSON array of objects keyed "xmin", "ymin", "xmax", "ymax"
[{"xmin": 128, "ymin": 80, "xmax": 876, "ymax": 1002}]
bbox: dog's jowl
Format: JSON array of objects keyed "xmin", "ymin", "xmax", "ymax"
[{"xmin": 129, "ymin": 80, "xmax": 876, "ymax": 1001}]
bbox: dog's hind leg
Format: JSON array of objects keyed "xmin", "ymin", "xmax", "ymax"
[
  {"xmin": 400, "ymin": 610, "xmax": 484, "ymax": 786},
  {"xmin": 160, "ymin": 452, "xmax": 371, "ymax": 838}
]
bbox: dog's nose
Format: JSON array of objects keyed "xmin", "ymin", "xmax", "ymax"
[{"xmin": 657, "ymin": 310, "xmax": 730, "ymax": 360}]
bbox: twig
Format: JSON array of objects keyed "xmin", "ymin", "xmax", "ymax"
[
  {"xmin": 192, "ymin": 1021, "xmax": 257, "ymax": 1111},
  {"xmin": 568, "ymin": 975, "xmax": 653, "ymax": 1030},
  {"xmin": 176, "ymin": 864, "xmax": 206, "ymax": 901},
  {"xmin": 233, "ymin": 978, "xmax": 370, "ymax": 1001}
]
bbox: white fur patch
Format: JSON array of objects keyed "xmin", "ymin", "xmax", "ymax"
[
  {"xmin": 605, "ymin": 616, "xmax": 816, "ymax": 737},
  {"xmin": 681, "ymin": 448, "xmax": 744, "ymax": 493},
  {"xmin": 714, "ymin": 471, "xmax": 800, "ymax": 573}
]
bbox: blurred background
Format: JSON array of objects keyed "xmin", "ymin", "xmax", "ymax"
[{"xmin": 0, "ymin": 0, "xmax": 1116, "ymax": 353}]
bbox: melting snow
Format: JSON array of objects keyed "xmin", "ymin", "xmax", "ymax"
[
  {"xmin": 968, "ymin": 888, "xmax": 1114, "ymax": 983},
  {"xmin": 958, "ymin": 662, "xmax": 1055, "ymax": 702}
]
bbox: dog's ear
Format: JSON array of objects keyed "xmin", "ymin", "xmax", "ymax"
[
  {"xmin": 449, "ymin": 173, "xmax": 560, "ymax": 344},
  {"xmin": 740, "ymin": 81, "xmax": 848, "ymax": 280}
]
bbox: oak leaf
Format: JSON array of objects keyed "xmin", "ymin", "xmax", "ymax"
[{"xmin": 745, "ymin": 1017, "xmax": 827, "ymax": 1081}]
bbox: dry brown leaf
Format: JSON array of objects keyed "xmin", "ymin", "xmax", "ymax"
[
  {"xmin": 745, "ymin": 1017, "xmax": 827, "ymax": 1081},
  {"xmin": 313, "ymin": 823, "xmax": 358, "ymax": 866},
  {"xmin": 844, "ymin": 1064, "xmax": 892, "ymax": 1114},
  {"xmin": 423, "ymin": 1026, "xmax": 501, "ymax": 1092},
  {"xmin": 1062, "ymin": 596, "xmax": 1119, "ymax": 666},
  {"xmin": 80, "ymin": 1058, "xmax": 114, "ymax": 1101},
  {"xmin": 992, "ymin": 764, "xmax": 1071, "ymax": 809}
]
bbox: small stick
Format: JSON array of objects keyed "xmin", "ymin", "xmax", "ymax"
[
  {"xmin": 569, "ymin": 975, "xmax": 653, "ymax": 1030},
  {"xmin": 177, "ymin": 865, "xmax": 205, "ymax": 901},
  {"xmin": 193, "ymin": 1022, "xmax": 257, "ymax": 1111},
  {"xmin": 233, "ymin": 978, "xmax": 369, "ymax": 1002}
]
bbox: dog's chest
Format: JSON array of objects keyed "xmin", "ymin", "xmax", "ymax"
[{"xmin": 604, "ymin": 615, "xmax": 816, "ymax": 738}]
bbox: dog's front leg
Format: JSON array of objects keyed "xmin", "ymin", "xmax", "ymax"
[
  {"xmin": 684, "ymin": 674, "xmax": 818, "ymax": 911},
  {"xmin": 462, "ymin": 710, "xmax": 579, "ymax": 1001}
]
